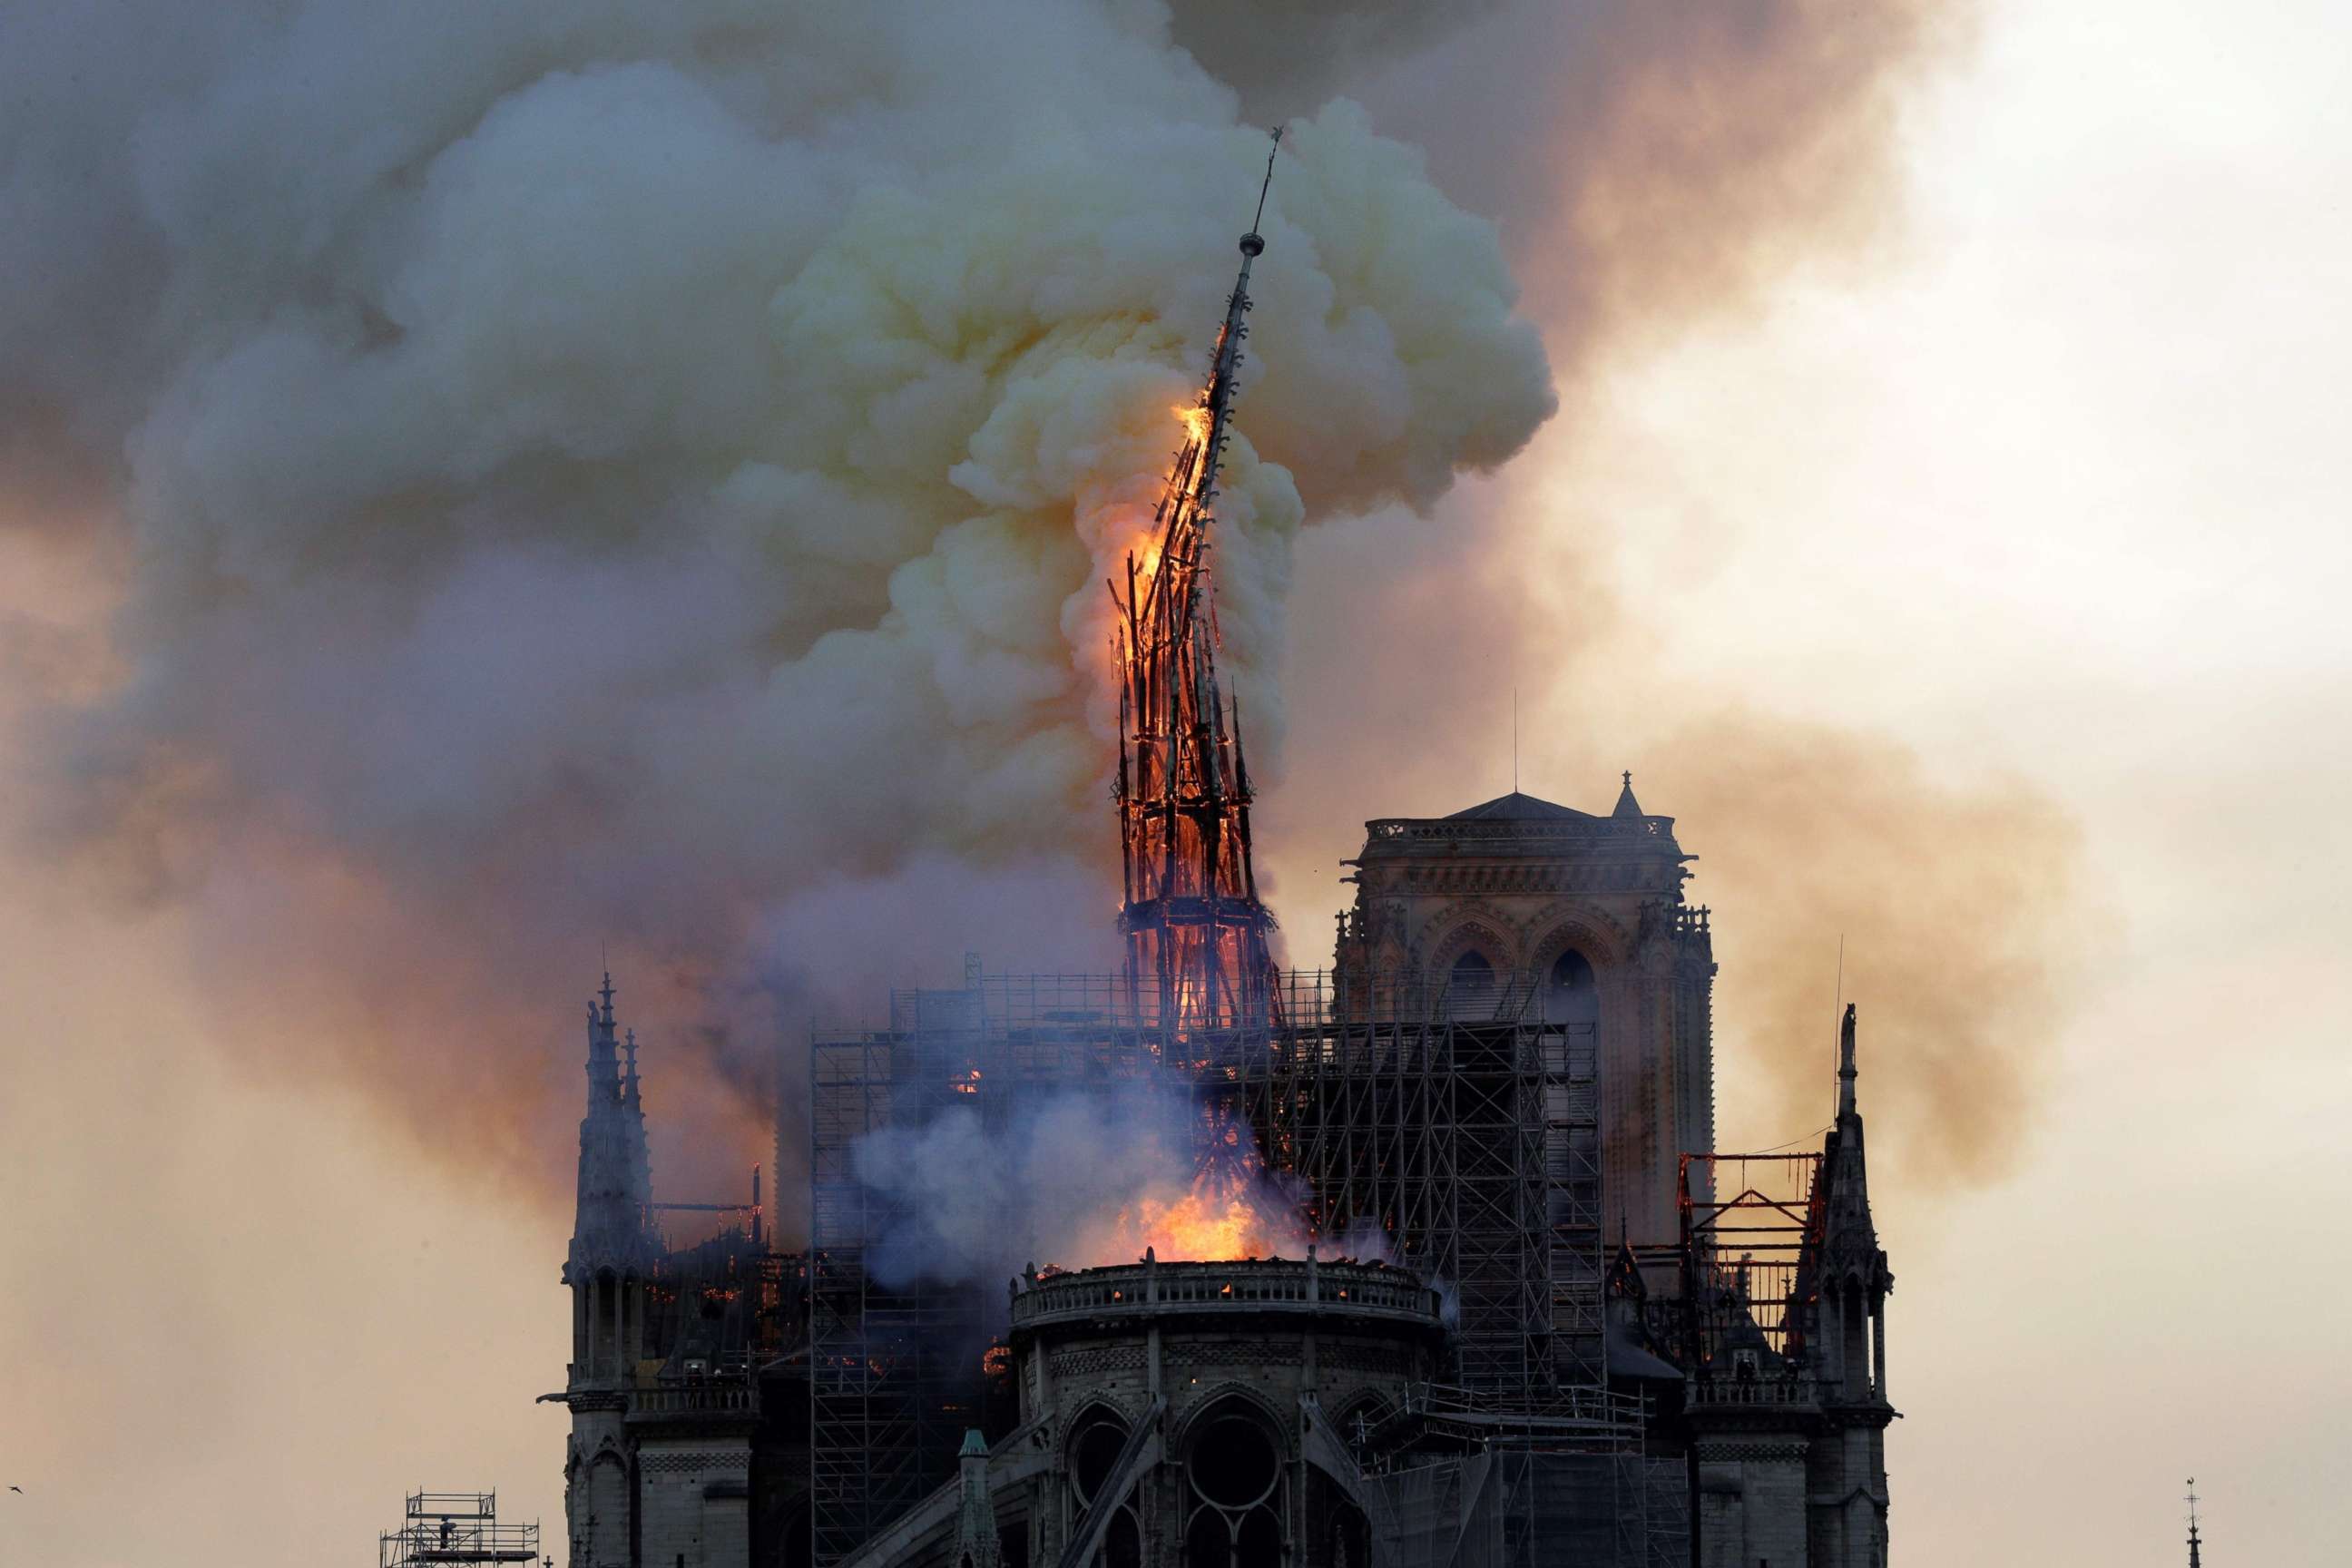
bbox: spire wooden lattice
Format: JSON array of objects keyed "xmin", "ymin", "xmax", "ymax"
[{"xmin": 1112, "ymin": 130, "xmax": 1285, "ymax": 1038}]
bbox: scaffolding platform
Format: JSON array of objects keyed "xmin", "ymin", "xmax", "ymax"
[{"xmin": 378, "ymin": 1492, "xmax": 542, "ymax": 1568}]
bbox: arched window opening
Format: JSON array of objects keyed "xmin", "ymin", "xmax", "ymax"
[
  {"xmin": 1185, "ymin": 1511, "xmax": 1230, "ymax": 1568},
  {"xmin": 1069, "ymin": 1410, "xmax": 1130, "ymax": 1507},
  {"xmin": 1326, "ymin": 1499, "xmax": 1370, "ymax": 1568},
  {"xmin": 1183, "ymin": 1404, "xmax": 1285, "ymax": 1568},
  {"xmin": 1188, "ymin": 1412, "xmax": 1279, "ymax": 1509},
  {"xmin": 1102, "ymin": 1510, "xmax": 1142, "ymax": 1568},
  {"xmin": 1545, "ymin": 947, "xmax": 1598, "ymax": 1025},
  {"xmin": 593, "ymin": 1269, "xmax": 618, "ymax": 1349},
  {"xmin": 1842, "ymin": 1280, "xmax": 1869, "ymax": 1390},
  {"xmin": 1447, "ymin": 948, "xmax": 1497, "ymax": 1019},
  {"xmin": 1234, "ymin": 1509, "xmax": 1281, "ymax": 1568}
]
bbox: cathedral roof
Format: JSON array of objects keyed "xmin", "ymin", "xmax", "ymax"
[{"xmin": 1446, "ymin": 790, "xmax": 1599, "ymax": 822}]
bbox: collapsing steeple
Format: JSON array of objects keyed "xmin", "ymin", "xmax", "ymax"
[{"xmin": 1110, "ymin": 129, "xmax": 1286, "ymax": 1036}]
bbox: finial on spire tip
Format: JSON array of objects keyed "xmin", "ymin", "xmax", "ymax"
[{"xmin": 1242, "ymin": 124, "xmax": 1284, "ymax": 253}]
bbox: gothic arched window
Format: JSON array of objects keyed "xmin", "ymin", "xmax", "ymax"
[
  {"xmin": 1447, "ymin": 948, "xmax": 1497, "ymax": 1021},
  {"xmin": 1069, "ymin": 1406, "xmax": 1140, "ymax": 1568},
  {"xmin": 1449, "ymin": 949, "xmax": 1494, "ymax": 986},
  {"xmin": 1545, "ymin": 947, "xmax": 1598, "ymax": 1024},
  {"xmin": 1183, "ymin": 1401, "xmax": 1285, "ymax": 1568},
  {"xmin": 1068, "ymin": 1409, "xmax": 1128, "ymax": 1508}
]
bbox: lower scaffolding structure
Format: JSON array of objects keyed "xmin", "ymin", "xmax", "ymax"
[
  {"xmin": 1346, "ymin": 1382, "xmax": 1687, "ymax": 1568},
  {"xmin": 1351, "ymin": 1447, "xmax": 1687, "ymax": 1568},
  {"xmin": 808, "ymin": 967, "xmax": 1618, "ymax": 1568},
  {"xmin": 377, "ymin": 1492, "xmax": 540, "ymax": 1568}
]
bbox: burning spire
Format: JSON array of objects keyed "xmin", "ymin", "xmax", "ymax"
[{"xmin": 1110, "ymin": 129, "xmax": 1285, "ymax": 1037}]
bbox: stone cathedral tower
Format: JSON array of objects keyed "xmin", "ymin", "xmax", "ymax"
[
  {"xmin": 562, "ymin": 976, "xmax": 660, "ymax": 1568},
  {"xmin": 1334, "ymin": 776, "xmax": 1718, "ymax": 1245},
  {"xmin": 556, "ymin": 976, "xmax": 806, "ymax": 1568}
]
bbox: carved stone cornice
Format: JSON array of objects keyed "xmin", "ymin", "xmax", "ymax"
[
  {"xmin": 1364, "ymin": 858, "xmax": 1680, "ymax": 900},
  {"xmin": 1694, "ymin": 1438, "xmax": 1812, "ymax": 1464}
]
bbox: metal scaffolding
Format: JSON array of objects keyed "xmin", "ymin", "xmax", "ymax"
[
  {"xmin": 378, "ymin": 1492, "xmax": 541, "ymax": 1568},
  {"xmin": 1674, "ymin": 1150, "xmax": 1826, "ymax": 1370},
  {"xmin": 807, "ymin": 965, "xmax": 1606, "ymax": 1566},
  {"xmin": 1353, "ymin": 1446, "xmax": 1685, "ymax": 1568}
]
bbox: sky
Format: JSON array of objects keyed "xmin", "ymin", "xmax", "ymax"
[{"xmin": 3, "ymin": 0, "xmax": 2347, "ymax": 1563}]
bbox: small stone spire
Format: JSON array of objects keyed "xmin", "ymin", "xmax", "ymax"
[
  {"xmin": 1818, "ymin": 1004, "xmax": 1886, "ymax": 1332},
  {"xmin": 621, "ymin": 1026, "xmax": 652, "ymax": 1211},
  {"xmin": 1612, "ymin": 770, "xmax": 1644, "ymax": 818},
  {"xmin": 951, "ymin": 1430, "xmax": 1003, "ymax": 1568},
  {"xmin": 1838, "ymin": 1001, "xmax": 1859, "ymax": 1123},
  {"xmin": 587, "ymin": 973, "xmax": 621, "ymax": 1096},
  {"xmin": 570, "ymin": 972, "xmax": 655, "ymax": 1275}
]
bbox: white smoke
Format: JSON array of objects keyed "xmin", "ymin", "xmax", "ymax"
[
  {"xmin": 0, "ymin": 1, "xmax": 1553, "ymax": 1191},
  {"xmin": 851, "ymin": 1082, "xmax": 1318, "ymax": 1288}
]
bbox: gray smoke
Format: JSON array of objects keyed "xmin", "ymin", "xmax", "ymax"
[
  {"xmin": 851, "ymin": 1082, "xmax": 1314, "ymax": 1288},
  {"xmin": 0, "ymin": 2, "xmax": 1555, "ymax": 1198},
  {"xmin": 0, "ymin": 0, "xmax": 1995, "ymax": 1215}
]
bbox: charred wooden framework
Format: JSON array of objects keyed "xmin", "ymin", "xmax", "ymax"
[{"xmin": 1109, "ymin": 132, "xmax": 1283, "ymax": 1039}]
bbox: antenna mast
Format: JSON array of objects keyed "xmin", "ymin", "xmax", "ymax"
[{"xmin": 2185, "ymin": 1479, "xmax": 2202, "ymax": 1568}]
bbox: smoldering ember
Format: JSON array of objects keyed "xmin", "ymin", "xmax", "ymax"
[{"xmin": 544, "ymin": 148, "xmax": 1892, "ymax": 1568}]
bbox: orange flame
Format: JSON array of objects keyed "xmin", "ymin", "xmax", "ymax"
[
  {"xmin": 1107, "ymin": 1163, "xmax": 1309, "ymax": 1262},
  {"xmin": 1175, "ymin": 401, "xmax": 1211, "ymax": 449}
]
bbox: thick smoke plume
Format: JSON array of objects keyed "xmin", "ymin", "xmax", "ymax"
[
  {"xmin": 1639, "ymin": 712, "xmax": 2084, "ymax": 1185},
  {"xmin": 1181, "ymin": 0, "xmax": 1972, "ymax": 358},
  {"xmin": 0, "ymin": 3, "xmax": 1553, "ymax": 1202},
  {"xmin": 0, "ymin": 0, "xmax": 2016, "ymax": 1221}
]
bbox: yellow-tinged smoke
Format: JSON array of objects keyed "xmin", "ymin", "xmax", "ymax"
[
  {"xmin": 0, "ymin": 0, "xmax": 2036, "ymax": 1217},
  {"xmin": 1641, "ymin": 712, "xmax": 2085, "ymax": 1186}
]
